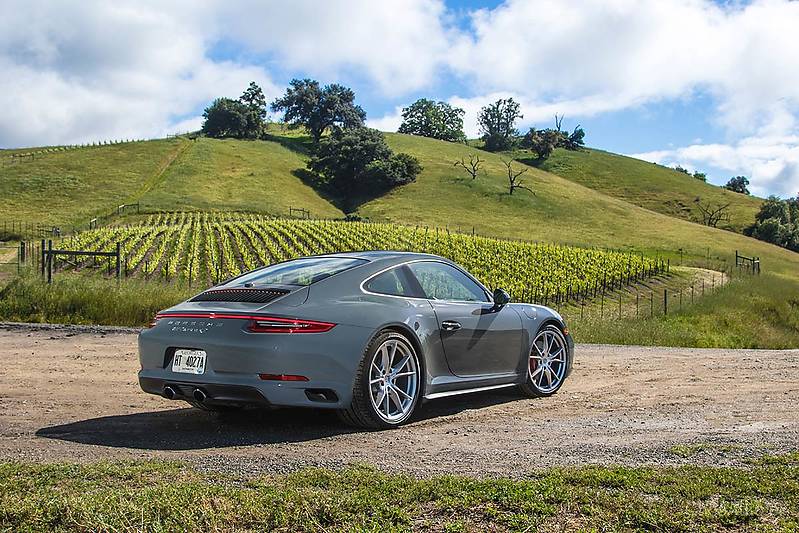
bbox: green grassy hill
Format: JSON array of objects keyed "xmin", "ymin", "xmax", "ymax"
[
  {"xmin": 136, "ymin": 137, "xmax": 342, "ymax": 218},
  {"xmin": 1, "ymin": 139, "xmax": 184, "ymax": 226},
  {"xmin": 2, "ymin": 130, "xmax": 797, "ymax": 347},
  {"xmin": 1, "ymin": 131, "xmax": 796, "ymax": 277},
  {"xmin": 0, "ymin": 136, "xmax": 342, "ymax": 226},
  {"xmin": 533, "ymin": 147, "xmax": 763, "ymax": 232},
  {"xmin": 371, "ymin": 134, "xmax": 797, "ymax": 277}
]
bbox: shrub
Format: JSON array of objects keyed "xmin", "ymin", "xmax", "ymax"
[
  {"xmin": 398, "ymin": 99, "xmax": 466, "ymax": 142},
  {"xmin": 308, "ymin": 127, "xmax": 421, "ymax": 208},
  {"xmin": 201, "ymin": 98, "xmax": 248, "ymax": 138}
]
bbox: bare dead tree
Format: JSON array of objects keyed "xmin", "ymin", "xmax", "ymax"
[
  {"xmin": 502, "ymin": 159, "xmax": 533, "ymax": 195},
  {"xmin": 694, "ymin": 198, "xmax": 731, "ymax": 227},
  {"xmin": 454, "ymin": 153, "xmax": 484, "ymax": 180},
  {"xmin": 554, "ymin": 113, "xmax": 564, "ymax": 133}
]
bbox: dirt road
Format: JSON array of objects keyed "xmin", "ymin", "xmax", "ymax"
[{"xmin": 1, "ymin": 324, "xmax": 797, "ymax": 477}]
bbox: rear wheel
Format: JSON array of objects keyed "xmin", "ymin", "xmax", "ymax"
[
  {"xmin": 338, "ymin": 331, "xmax": 421, "ymax": 429},
  {"xmin": 519, "ymin": 324, "xmax": 568, "ymax": 397}
]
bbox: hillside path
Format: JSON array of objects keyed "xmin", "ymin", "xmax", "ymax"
[
  {"xmin": 1, "ymin": 325, "xmax": 796, "ymax": 477},
  {"xmin": 126, "ymin": 138, "xmax": 192, "ymax": 203}
]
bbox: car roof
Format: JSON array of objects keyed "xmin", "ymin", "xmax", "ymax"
[{"xmin": 316, "ymin": 250, "xmax": 445, "ymax": 262}]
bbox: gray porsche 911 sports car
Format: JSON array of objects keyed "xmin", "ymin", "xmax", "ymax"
[{"xmin": 139, "ymin": 251, "xmax": 574, "ymax": 428}]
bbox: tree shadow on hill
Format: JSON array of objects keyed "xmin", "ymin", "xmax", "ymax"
[
  {"xmin": 263, "ymin": 132, "xmax": 315, "ymax": 156},
  {"xmin": 512, "ymin": 154, "xmax": 546, "ymax": 169},
  {"xmin": 35, "ymin": 390, "xmax": 523, "ymax": 451},
  {"xmin": 291, "ymin": 168, "xmax": 347, "ymax": 211},
  {"xmin": 291, "ymin": 168, "xmax": 393, "ymax": 215},
  {"xmin": 265, "ymin": 130, "xmax": 416, "ymax": 215}
]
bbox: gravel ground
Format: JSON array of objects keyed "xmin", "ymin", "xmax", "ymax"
[{"xmin": 1, "ymin": 324, "xmax": 797, "ymax": 477}]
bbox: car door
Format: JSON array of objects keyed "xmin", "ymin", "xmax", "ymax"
[{"xmin": 406, "ymin": 261, "xmax": 524, "ymax": 377}]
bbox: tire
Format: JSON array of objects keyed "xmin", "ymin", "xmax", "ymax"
[
  {"xmin": 518, "ymin": 324, "xmax": 569, "ymax": 398},
  {"xmin": 338, "ymin": 330, "xmax": 422, "ymax": 429}
]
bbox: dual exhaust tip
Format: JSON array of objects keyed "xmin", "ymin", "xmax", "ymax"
[{"xmin": 163, "ymin": 385, "xmax": 206, "ymax": 403}]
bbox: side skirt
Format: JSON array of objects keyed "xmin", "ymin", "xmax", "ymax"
[{"xmin": 424, "ymin": 382, "xmax": 516, "ymax": 400}]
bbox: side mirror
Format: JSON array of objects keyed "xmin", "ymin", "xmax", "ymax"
[{"xmin": 492, "ymin": 288, "xmax": 511, "ymax": 307}]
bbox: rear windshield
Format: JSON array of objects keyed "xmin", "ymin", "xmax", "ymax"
[{"xmin": 232, "ymin": 257, "xmax": 367, "ymax": 287}]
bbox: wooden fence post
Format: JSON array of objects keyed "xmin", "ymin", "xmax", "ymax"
[
  {"xmin": 115, "ymin": 243, "xmax": 121, "ymax": 280},
  {"xmin": 600, "ymin": 292, "xmax": 605, "ymax": 319},
  {"xmin": 663, "ymin": 289, "xmax": 668, "ymax": 315},
  {"xmin": 46, "ymin": 239, "xmax": 52, "ymax": 284}
]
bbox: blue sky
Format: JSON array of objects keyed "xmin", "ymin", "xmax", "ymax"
[{"xmin": 1, "ymin": 0, "xmax": 797, "ymax": 197}]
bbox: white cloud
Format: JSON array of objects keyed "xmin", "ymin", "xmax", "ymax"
[
  {"xmin": 448, "ymin": 92, "xmax": 650, "ymax": 138},
  {"xmin": 450, "ymin": 0, "xmax": 799, "ymax": 137},
  {"xmin": 2, "ymin": 0, "xmax": 799, "ymax": 196},
  {"xmin": 215, "ymin": 0, "xmax": 452, "ymax": 95},
  {"xmin": 0, "ymin": 0, "xmax": 452, "ymax": 147},
  {"xmin": 0, "ymin": 1, "xmax": 278, "ymax": 147},
  {"xmin": 631, "ymin": 135, "xmax": 799, "ymax": 198},
  {"xmin": 367, "ymin": 106, "xmax": 404, "ymax": 133},
  {"xmin": 445, "ymin": 0, "xmax": 799, "ymax": 194}
]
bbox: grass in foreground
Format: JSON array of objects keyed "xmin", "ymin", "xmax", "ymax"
[
  {"xmin": 2, "ymin": 457, "xmax": 798, "ymax": 531},
  {"xmin": 0, "ymin": 273, "xmax": 192, "ymax": 326}
]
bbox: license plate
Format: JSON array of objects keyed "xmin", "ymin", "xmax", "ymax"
[{"xmin": 172, "ymin": 349, "xmax": 206, "ymax": 374}]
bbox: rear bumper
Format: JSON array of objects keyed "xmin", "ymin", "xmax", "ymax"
[
  {"xmin": 139, "ymin": 377, "xmax": 271, "ymax": 407},
  {"xmin": 138, "ymin": 321, "xmax": 375, "ymax": 409},
  {"xmin": 138, "ymin": 372, "xmax": 342, "ymax": 408}
]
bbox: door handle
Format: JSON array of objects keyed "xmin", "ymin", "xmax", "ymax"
[{"xmin": 441, "ymin": 320, "xmax": 462, "ymax": 331}]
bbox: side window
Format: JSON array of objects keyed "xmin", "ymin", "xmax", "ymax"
[
  {"xmin": 407, "ymin": 262, "xmax": 489, "ymax": 302},
  {"xmin": 365, "ymin": 267, "xmax": 417, "ymax": 297}
]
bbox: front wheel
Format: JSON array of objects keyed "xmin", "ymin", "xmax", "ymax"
[
  {"xmin": 338, "ymin": 331, "xmax": 421, "ymax": 429},
  {"xmin": 519, "ymin": 324, "xmax": 568, "ymax": 397}
]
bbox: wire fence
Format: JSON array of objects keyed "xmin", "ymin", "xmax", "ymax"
[
  {"xmin": 1, "ymin": 138, "xmax": 162, "ymax": 166},
  {"xmin": 557, "ymin": 270, "xmax": 730, "ymax": 323},
  {"xmin": 8, "ymin": 229, "xmax": 758, "ymax": 325},
  {"xmin": 3, "ymin": 203, "xmax": 764, "ymax": 321}
]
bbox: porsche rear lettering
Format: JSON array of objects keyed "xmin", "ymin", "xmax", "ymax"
[{"xmin": 166, "ymin": 320, "xmax": 223, "ymax": 334}]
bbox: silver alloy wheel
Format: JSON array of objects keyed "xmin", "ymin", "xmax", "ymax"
[
  {"xmin": 368, "ymin": 337, "xmax": 419, "ymax": 423},
  {"xmin": 529, "ymin": 328, "xmax": 567, "ymax": 393}
]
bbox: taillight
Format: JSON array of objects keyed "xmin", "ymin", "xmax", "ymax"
[
  {"xmin": 147, "ymin": 316, "xmax": 160, "ymax": 328},
  {"xmin": 151, "ymin": 312, "xmax": 335, "ymax": 333},
  {"xmin": 247, "ymin": 317, "xmax": 335, "ymax": 334},
  {"xmin": 258, "ymin": 373, "xmax": 309, "ymax": 381}
]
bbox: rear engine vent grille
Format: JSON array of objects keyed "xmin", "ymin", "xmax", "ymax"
[{"xmin": 190, "ymin": 288, "xmax": 290, "ymax": 303}]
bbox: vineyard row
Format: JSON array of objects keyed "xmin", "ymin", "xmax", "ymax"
[{"xmin": 57, "ymin": 212, "xmax": 667, "ymax": 304}]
